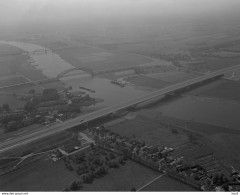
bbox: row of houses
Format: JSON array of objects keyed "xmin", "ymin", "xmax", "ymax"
[
  {"xmin": 89, "ymin": 125, "xmax": 240, "ymax": 191},
  {"xmin": 88, "ymin": 126, "xmax": 183, "ymax": 172}
]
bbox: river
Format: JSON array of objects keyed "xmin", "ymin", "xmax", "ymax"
[
  {"xmin": 0, "ymin": 41, "xmax": 150, "ymax": 109},
  {"xmin": 1, "ymin": 40, "xmax": 239, "ymax": 130},
  {"xmin": 156, "ymin": 95, "xmax": 240, "ymax": 130}
]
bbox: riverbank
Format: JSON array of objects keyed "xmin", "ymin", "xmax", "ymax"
[
  {"xmin": 186, "ymin": 79, "xmax": 240, "ymax": 102},
  {"xmin": 24, "ymin": 38, "xmax": 152, "ymax": 74}
]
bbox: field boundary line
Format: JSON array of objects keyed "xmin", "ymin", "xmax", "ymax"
[{"xmin": 137, "ymin": 174, "xmax": 165, "ymax": 191}]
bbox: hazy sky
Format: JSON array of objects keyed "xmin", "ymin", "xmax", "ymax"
[{"xmin": 0, "ymin": 0, "xmax": 240, "ymax": 27}]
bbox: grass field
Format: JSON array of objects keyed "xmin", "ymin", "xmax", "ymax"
[
  {"xmin": 125, "ymin": 75, "xmax": 169, "ymax": 89},
  {"xmin": 0, "ymin": 95, "xmax": 25, "ymax": 110},
  {"xmin": 107, "ymin": 110, "xmax": 189, "ymax": 148},
  {"xmin": 0, "ymin": 74, "xmax": 28, "ymax": 87},
  {"xmin": 187, "ymin": 56, "xmax": 240, "ymax": 72},
  {"xmin": 54, "ymin": 44, "xmax": 152, "ymax": 72},
  {"xmin": 147, "ymin": 71, "xmax": 201, "ymax": 84},
  {"xmin": 0, "ymin": 159, "xmax": 78, "ymax": 191},
  {"xmin": 0, "ymin": 151, "xmax": 159, "ymax": 191}
]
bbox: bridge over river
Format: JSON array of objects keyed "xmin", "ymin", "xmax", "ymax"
[
  {"xmin": 0, "ymin": 64, "xmax": 240, "ymax": 154},
  {"xmin": 0, "ymin": 66, "xmax": 140, "ymax": 89}
]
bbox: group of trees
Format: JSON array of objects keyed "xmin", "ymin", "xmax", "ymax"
[
  {"xmin": 0, "ymin": 104, "xmax": 10, "ymax": 113},
  {"xmin": 0, "ymin": 112, "xmax": 35, "ymax": 132},
  {"xmin": 24, "ymin": 88, "xmax": 60, "ymax": 112},
  {"xmin": 64, "ymin": 181, "xmax": 82, "ymax": 191},
  {"xmin": 24, "ymin": 88, "xmax": 83, "ymax": 114},
  {"xmin": 212, "ymin": 173, "xmax": 229, "ymax": 187},
  {"xmin": 41, "ymin": 88, "xmax": 60, "ymax": 102},
  {"xmin": 63, "ymin": 147, "xmax": 128, "ymax": 191},
  {"xmin": 38, "ymin": 100, "xmax": 67, "ymax": 108}
]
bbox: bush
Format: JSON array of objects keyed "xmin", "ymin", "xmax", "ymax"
[
  {"xmin": 93, "ymin": 158, "xmax": 103, "ymax": 166},
  {"xmin": 77, "ymin": 165, "xmax": 89, "ymax": 175},
  {"xmin": 90, "ymin": 143, "xmax": 95, "ymax": 148},
  {"xmin": 109, "ymin": 153, "xmax": 116, "ymax": 160},
  {"xmin": 81, "ymin": 173, "xmax": 94, "ymax": 184},
  {"xmin": 131, "ymin": 187, "xmax": 136, "ymax": 191},
  {"xmin": 109, "ymin": 161, "xmax": 120, "ymax": 168},
  {"xmin": 70, "ymin": 181, "xmax": 82, "ymax": 191},
  {"xmin": 171, "ymin": 129, "xmax": 178, "ymax": 134},
  {"xmin": 95, "ymin": 166, "xmax": 108, "ymax": 178},
  {"xmin": 75, "ymin": 155, "xmax": 86, "ymax": 164},
  {"xmin": 119, "ymin": 158, "xmax": 126, "ymax": 165},
  {"xmin": 65, "ymin": 163, "xmax": 74, "ymax": 171}
]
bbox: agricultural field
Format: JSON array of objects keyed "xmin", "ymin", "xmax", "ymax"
[
  {"xmin": 0, "ymin": 43, "xmax": 55, "ymax": 108},
  {"xmin": 187, "ymin": 56, "xmax": 240, "ymax": 72},
  {"xmin": 124, "ymin": 75, "xmax": 169, "ymax": 89},
  {"xmin": 0, "ymin": 95, "xmax": 25, "ymax": 110},
  {"xmin": 107, "ymin": 110, "xmax": 189, "ymax": 148},
  {"xmin": 0, "ymin": 43, "xmax": 46, "ymax": 81},
  {"xmin": 147, "ymin": 71, "xmax": 201, "ymax": 84},
  {"xmin": 0, "ymin": 159, "xmax": 78, "ymax": 191},
  {"xmin": 44, "ymin": 43, "xmax": 152, "ymax": 73},
  {"xmin": 0, "ymin": 146, "xmax": 159, "ymax": 191},
  {"xmin": 0, "ymin": 74, "xmax": 27, "ymax": 87}
]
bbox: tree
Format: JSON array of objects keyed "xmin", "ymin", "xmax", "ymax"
[
  {"xmin": 109, "ymin": 153, "xmax": 115, "ymax": 160},
  {"xmin": 90, "ymin": 143, "xmax": 95, "ymax": 148},
  {"xmin": 63, "ymin": 186, "xmax": 71, "ymax": 191},
  {"xmin": 41, "ymin": 88, "xmax": 59, "ymax": 102},
  {"xmin": 75, "ymin": 154, "xmax": 86, "ymax": 164},
  {"xmin": 1, "ymin": 116, "xmax": 9, "ymax": 127},
  {"xmin": 70, "ymin": 181, "xmax": 82, "ymax": 191},
  {"xmin": 109, "ymin": 161, "xmax": 119, "ymax": 168},
  {"xmin": 119, "ymin": 157, "xmax": 126, "ymax": 165},
  {"xmin": 171, "ymin": 128, "xmax": 178, "ymax": 134},
  {"xmin": 213, "ymin": 173, "xmax": 220, "ymax": 185},
  {"xmin": 6, "ymin": 121, "xmax": 18, "ymax": 132},
  {"xmin": 24, "ymin": 99, "xmax": 38, "ymax": 112},
  {"xmin": 81, "ymin": 173, "xmax": 94, "ymax": 184},
  {"xmin": 2, "ymin": 104, "xmax": 10, "ymax": 112},
  {"xmin": 29, "ymin": 89, "xmax": 35, "ymax": 94},
  {"xmin": 131, "ymin": 187, "xmax": 136, "ymax": 191}
]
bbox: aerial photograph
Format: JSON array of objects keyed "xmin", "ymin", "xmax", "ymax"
[{"xmin": 0, "ymin": 0, "xmax": 240, "ymax": 193}]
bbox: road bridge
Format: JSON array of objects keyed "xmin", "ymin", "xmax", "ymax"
[
  {"xmin": 56, "ymin": 65, "xmax": 140, "ymax": 78},
  {"xmin": 0, "ymin": 64, "xmax": 240, "ymax": 154},
  {"xmin": 0, "ymin": 66, "xmax": 137, "ymax": 90}
]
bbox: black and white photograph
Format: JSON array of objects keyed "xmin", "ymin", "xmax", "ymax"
[{"xmin": 0, "ymin": 0, "xmax": 240, "ymax": 193}]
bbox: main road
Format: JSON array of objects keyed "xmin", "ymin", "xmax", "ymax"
[{"xmin": 1, "ymin": 64, "xmax": 240, "ymax": 154}]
